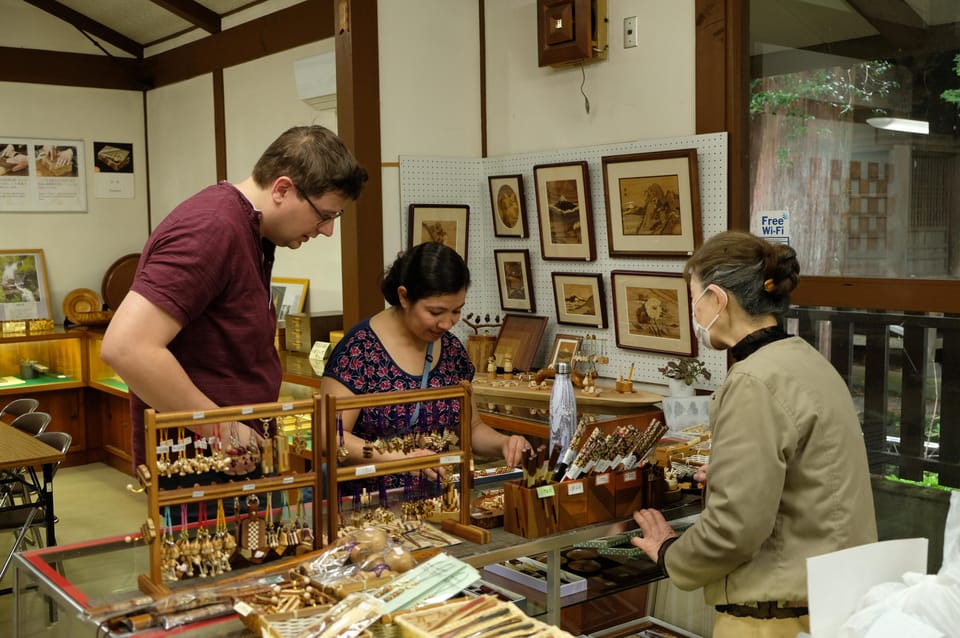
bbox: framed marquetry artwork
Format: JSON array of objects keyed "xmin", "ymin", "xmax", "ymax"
[
  {"xmin": 408, "ymin": 204, "xmax": 470, "ymax": 260},
  {"xmin": 488, "ymin": 174, "xmax": 528, "ymax": 238},
  {"xmin": 533, "ymin": 161, "xmax": 596, "ymax": 261},
  {"xmin": 610, "ymin": 271, "xmax": 694, "ymax": 356},
  {"xmin": 551, "ymin": 272, "xmax": 607, "ymax": 328},
  {"xmin": 494, "ymin": 249, "xmax": 536, "ymax": 313}
]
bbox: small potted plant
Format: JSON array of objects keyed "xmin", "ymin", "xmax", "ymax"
[{"xmin": 658, "ymin": 357, "xmax": 711, "ymax": 397}]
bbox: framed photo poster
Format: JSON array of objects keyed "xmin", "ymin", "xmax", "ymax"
[
  {"xmin": 494, "ymin": 249, "xmax": 536, "ymax": 313},
  {"xmin": 270, "ymin": 277, "xmax": 309, "ymax": 324},
  {"xmin": 551, "ymin": 272, "xmax": 607, "ymax": 328},
  {"xmin": 610, "ymin": 270, "xmax": 695, "ymax": 356},
  {"xmin": 492, "ymin": 313, "xmax": 548, "ymax": 372},
  {"xmin": 0, "ymin": 249, "xmax": 52, "ymax": 321},
  {"xmin": 601, "ymin": 149, "xmax": 702, "ymax": 256},
  {"xmin": 408, "ymin": 204, "xmax": 469, "ymax": 260},
  {"xmin": 548, "ymin": 333, "xmax": 583, "ymax": 368},
  {"xmin": 488, "ymin": 174, "xmax": 528, "ymax": 238},
  {"xmin": 533, "ymin": 161, "xmax": 596, "ymax": 261}
]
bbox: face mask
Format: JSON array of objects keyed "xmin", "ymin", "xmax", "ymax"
[{"xmin": 692, "ymin": 285, "xmax": 726, "ymax": 351}]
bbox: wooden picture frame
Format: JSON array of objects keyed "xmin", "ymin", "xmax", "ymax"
[
  {"xmin": 492, "ymin": 313, "xmax": 548, "ymax": 372},
  {"xmin": 601, "ymin": 149, "xmax": 702, "ymax": 256},
  {"xmin": 610, "ymin": 270, "xmax": 695, "ymax": 356},
  {"xmin": 533, "ymin": 161, "xmax": 596, "ymax": 261},
  {"xmin": 488, "ymin": 174, "xmax": 528, "ymax": 238},
  {"xmin": 0, "ymin": 249, "xmax": 52, "ymax": 321},
  {"xmin": 551, "ymin": 272, "xmax": 607, "ymax": 328},
  {"xmin": 494, "ymin": 249, "xmax": 536, "ymax": 313},
  {"xmin": 270, "ymin": 277, "xmax": 309, "ymax": 324},
  {"xmin": 548, "ymin": 333, "xmax": 583, "ymax": 368},
  {"xmin": 408, "ymin": 204, "xmax": 470, "ymax": 260}
]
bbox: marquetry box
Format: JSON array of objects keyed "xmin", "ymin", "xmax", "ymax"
[
  {"xmin": 284, "ymin": 312, "xmax": 343, "ymax": 353},
  {"xmin": 502, "ymin": 478, "xmax": 589, "ymax": 538}
]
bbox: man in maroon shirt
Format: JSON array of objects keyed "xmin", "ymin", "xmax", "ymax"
[{"xmin": 102, "ymin": 126, "xmax": 367, "ymax": 477}]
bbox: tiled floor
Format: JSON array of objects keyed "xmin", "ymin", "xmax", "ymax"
[{"xmin": 0, "ymin": 463, "xmax": 145, "ymax": 636}]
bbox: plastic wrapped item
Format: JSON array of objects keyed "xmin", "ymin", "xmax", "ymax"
[{"xmin": 839, "ymin": 491, "xmax": 960, "ymax": 637}]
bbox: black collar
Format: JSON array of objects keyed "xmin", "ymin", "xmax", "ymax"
[{"xmin": 730, "ymin": 325, "xmax": 790, "ymax": 361}]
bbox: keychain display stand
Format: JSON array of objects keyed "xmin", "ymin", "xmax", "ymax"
[
  {"xmin": 136, "ymin": 399, "xmax": 322, "ymax": 595},
  {"xmin": 320, "ymin": 382, "xmax": 475, "ymax": 545}
]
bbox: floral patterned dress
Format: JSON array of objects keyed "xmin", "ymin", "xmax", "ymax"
[{"xmin": 323, "ymin": 319, "xmax": 476, "ymax": 442}]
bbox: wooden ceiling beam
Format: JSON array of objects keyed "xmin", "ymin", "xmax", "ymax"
[
  {"xmin": 845, "ymin": 0, "xmax": 925, "ymax": 50},
  {"xmin": 0, "ymin": 46, "xmax": 145, "ymax": 89},
  {"xmin": 149, "ymin": 0, "xmax": 221, "ymax": 34},
  {"xmin": 24, "ymin": 0, "xmax": 143, "ymax": 58}
]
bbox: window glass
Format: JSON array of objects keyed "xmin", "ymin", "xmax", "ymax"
[{"xmin": 749, "ymin": 1, "xmax": 960, "ymax": 278}]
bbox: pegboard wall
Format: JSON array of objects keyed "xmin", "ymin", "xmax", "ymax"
[{"xmin": 399, "ymin": 132, "xmax": 728, "ymax": 390}]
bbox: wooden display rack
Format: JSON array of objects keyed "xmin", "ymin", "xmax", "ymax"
[
  {"xmin": 137, "ymin": 399, "xmax": 322, "ymax": 595},
  {"xmin": 320, "ymin": 382, "xmax": 474, "ymax": 546}
]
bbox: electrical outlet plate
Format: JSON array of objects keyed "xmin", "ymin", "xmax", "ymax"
[{"xmin": 624, "ymin": 16, "xmax": 637, "ymax": 48}]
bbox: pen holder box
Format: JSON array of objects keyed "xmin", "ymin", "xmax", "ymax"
[
  {"xmin": 587, "ymin": 471, "xmax": 617, "ymax": 524},
  {"xmin": 503, "ymin": 479, "xmax": 590, "ymax": 538},
  {"xmin": 614, "ymin": 468, "xmax": 645, "ymax": 518}
]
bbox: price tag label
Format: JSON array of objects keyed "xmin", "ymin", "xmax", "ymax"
[
  {"xmin": 191, "ymin": 411, "xmax": 205, "ymax": 420},
  {"xmin": 191, "ymin": 490, "xmax": 205, "ymax": 499},
  {"xmin": 567, "ymin": 482, "xmax": 584, "ymax": 495},
  {"xmin": 595, "ymin": 473, "xmax": 610, "ymax": 485},
  {"xmin": 624, "ymin": 470, "xmax": 637, "ymax": 482},
  {"xmin": 355, "ymin": 465, "xmax": 376, "ymax": 476},
  {"xmin": 241, "ymin": 407, "xmax": 254, "ymax": 415},
  {"xmin": 440, "ymin": 455, "xmax": 461, "ymax": 465},
  {"xmin": 282, "ymin": 476, "xmax": 294, "ymax": 484},
  {"xmin": 242, "ymin": 483, "xmax": 256, "ymax": 492},
  {"xmin": 155, "ymin": 444, "xmax": 169, "ymax": 454},
  {"xmin": 536, "ymin": 485, "xmax": 556, "ymax": 498}
]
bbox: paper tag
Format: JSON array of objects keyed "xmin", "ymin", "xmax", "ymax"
[
  {"xmin": 183, "ymin": 436, "xmax": 192, "ymax": 445},
  {"xmin": 281, "ymin": 402, "xmax": 294, "ymax": 411},
  {"xmin": 155, "ymin": 444, "xmax": 169, "ymax": 454},
  {"xmin": 171, "ymin": 443, "xmax": 186, "ymax": 453},
  {"xmin": 191, "ymin": 490, "xmax": 205, "ymax": 499},
  {"xmin": 536, "ymin": 485, "xmax": 555, "ymax": 498},
  {"xmin": 234, "ymin": 600, "xmax": 254, "ymax": 616},
  {"xmin": 595, "ymin": 473, "xmax": 610, "ymax": 485},
  {"xmin": 624, "ymin": 470, "xmax": 637, "ymax": 482},
  {"xmin": 242, "ymin": 483, "xmax": 256, "ymax": 492},
  {"xmin": 355, "ymin": 465, "xmax": 376, "ymax": 476},
  {"xmin": 567, "ymin": 482, "xmax": 584, "ymax": 495},
  {"xmin": 241, "ymin": 407, "xmax": 253, "ymax": 415},
  {"xmin": 440, "ymin": 455, "xmax": 461, "ymax": 465},
  {"xmin": 282, "ymin": 476, "xmax": 294, "ymax": 484},
  {"xmin": 194, "ymin": 438, "xmax": 207, "ymax": 450},
  {"xmin": 191, "ymin": 411, "xmax": 205, "ymax": 420}
]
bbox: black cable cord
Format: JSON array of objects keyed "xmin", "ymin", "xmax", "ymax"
[{"xmin": 579, "ymin": 62, "xmax": 591, "ymax": 114}]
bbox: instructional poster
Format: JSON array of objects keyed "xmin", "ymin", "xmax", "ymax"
[{"xmin": 0, "ymin": 137, "xmax": 87, "ymax": 212}]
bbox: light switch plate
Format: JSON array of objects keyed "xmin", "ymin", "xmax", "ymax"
[{"xmin": 624, "ymin": 16, "xmax": 637, "ymax": 48}]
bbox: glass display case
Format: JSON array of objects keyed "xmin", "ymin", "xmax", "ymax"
[
  {"xmin": 0, "ymin": 328, "xmax": 85, "ymax": 396},
  {"xmin": 85, "ymin": 330, "xmax": 128, "ymax": 397}
]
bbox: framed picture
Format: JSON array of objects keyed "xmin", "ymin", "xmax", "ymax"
[
  {"xmin": 494, "ymin": 249, "xmax": 536, "ymax": 313},
  {"xmin": 533, "ymin": 161, "xmax": 596, "ymax": 261},
  {"xmin": 492, "ymin": 313, "xmax": 548, "ymax": 372},
  {"xmin": 551, "ymin": 272, "xmax": 608, "ymax": 328},
  {"xmin": 408, "ymin": 204, "xmax": 470, "ymax": 260},
  {"xmin": 548, "ymin": 333, "xmax": 584, "ymax": 369},
  {"xmin": 0, "ymin": 249, "xmax": 52, "ymax": 321},
  {"xmin": 610, "ymin": 270, "xmax": 695, "ymax": 356},
  {"xmin": 601, "ymin": 148, "xmax": 702, "ymax": 256},
  {"xmin": 270, "ymin": 277, "xmax": 309, "ymax": 324},
  {"xmin": 488, "ymin": 174, "xmax": 528, "ymax": 238}
]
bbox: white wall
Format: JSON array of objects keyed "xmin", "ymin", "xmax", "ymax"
[
  {"xmin": 0, "ymin": 81, "xmax": 148, "ymax": 323},
  {"xmin": 484, "ymin": 0, "xmax": 696, "ymax": 155}
]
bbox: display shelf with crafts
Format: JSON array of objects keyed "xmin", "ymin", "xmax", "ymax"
[
  {"xmin": 134, "ymin": 398, "xmax": 323, "ymax": 596},
  {"xmin": 0, "ymin": 325, "xmax": 85, "ymax": 395}
]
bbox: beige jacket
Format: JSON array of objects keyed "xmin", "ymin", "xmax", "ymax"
[{"xmin": 664, "ymin": 336, "xmax": 877, "ymax": 604}]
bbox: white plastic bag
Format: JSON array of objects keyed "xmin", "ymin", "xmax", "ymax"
[{"xmin": 839, "ymin": 491, "xmax": 960, "ymax": 637}]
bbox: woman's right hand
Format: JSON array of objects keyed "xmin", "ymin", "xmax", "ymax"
[{"xmin": 693, "ymin": 463, "xmax": 709, "ymax": 486}]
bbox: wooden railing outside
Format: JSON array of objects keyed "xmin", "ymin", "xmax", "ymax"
[{"xmin": 783, "ymin": 306, "xmax": 960, "ymax": 488}]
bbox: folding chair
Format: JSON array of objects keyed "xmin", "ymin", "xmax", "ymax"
[
  {"xmin": 0, "ymin": 431, "xmax": 72, "ymax": 583},
  {"xmin": 0, "ymin": 398, "xmax": 39, "ymax": 424},
  {"xmin": 0, "ymin": 412, "xmax": 53, "ymax": 506}
]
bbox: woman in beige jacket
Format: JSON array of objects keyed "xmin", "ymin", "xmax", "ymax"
[{"xmin": 631, "ymin": 231, "xmax": 877, "ymax": 638}]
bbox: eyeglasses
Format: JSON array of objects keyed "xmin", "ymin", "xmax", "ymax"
[{"xmin": 295, "ymin": 185, "xmax": 343, "ymax": 225}]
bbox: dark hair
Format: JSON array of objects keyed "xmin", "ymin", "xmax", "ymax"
[
  {"xmin": 381, "ymin": 242, "xmax": 471, "ymax": 306},
  {"xmin": 251, "ymin": 125, "xmax": 368, "ymax": 200},
  {"xmin": 683, "ymin": 231, "xmax": 800, "ymax": 317}
]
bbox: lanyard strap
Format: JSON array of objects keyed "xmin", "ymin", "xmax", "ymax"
[{"xmin": 409, "ymin": 341, "xmax": 434, "ymax": 426}]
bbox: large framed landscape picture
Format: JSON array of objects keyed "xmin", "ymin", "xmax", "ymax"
[
  {"xmin": 601, "ymin": 149, "xmax": 702, "ymax": 256},
  {"xmin": 533, "ymin": 161, "xmax": 596, "ymax": 261},
  {"xmin": 551, "ymin": 272, "xmax": 607, "ymax": 328},
  {"xmin": 408, "ymin": 204, "xmax": 470, "ymax": 260},
  {"xmin": 0, "ymin": 249, "xmax": 51, "ymax": 321}
]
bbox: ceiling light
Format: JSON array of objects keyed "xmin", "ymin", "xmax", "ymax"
[{"xmin": 866, "ymin": 117, "xmax": 929, "ymax": 135}]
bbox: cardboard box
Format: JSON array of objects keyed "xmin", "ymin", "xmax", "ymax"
[{"xmin": 483, "ymin": 556, "xmax": 587, "ymax": 597}]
